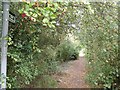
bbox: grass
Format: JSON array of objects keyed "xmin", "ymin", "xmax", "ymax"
[{"xmin": 26, "ymin": 75, "xmax": 57, "ymax": 88}]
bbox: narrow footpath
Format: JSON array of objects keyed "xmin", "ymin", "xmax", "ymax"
[{"xmin": 54, "ymin": 57, "xmax": 90, "ymax": 88}]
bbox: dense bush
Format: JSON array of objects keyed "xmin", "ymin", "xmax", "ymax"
[
  {"xmin": 6, "ymin": 2, "xmax": 79, "ymax": 88},
  {"xmin": 7, "ymin": 22, "xmax": 61, "ymax": 88},
  {"xmin": 6, "ymin": 2, "xmax": 65, "ymax": 88},
  {"xmin": 56, "ymin": 40, "xmax": 79, "ymax": 62},
  {"xmin": 80, "ymin": 2, "xmax": 120, "ymax": 89}
]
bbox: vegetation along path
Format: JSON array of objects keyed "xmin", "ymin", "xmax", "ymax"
[{"xmin": 54, "ymin": 57, "xmax": 90, "ymax": 88}]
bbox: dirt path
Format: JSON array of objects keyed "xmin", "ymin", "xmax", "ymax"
[{"xmin": 54, "ymin": 57, "xmax": 90, "ymax": 88}]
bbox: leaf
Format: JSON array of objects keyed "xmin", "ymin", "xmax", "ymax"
[
  {"xmin": 18, "ymin": 9, "xmax": 23, "ymax": 14},
  {"xmin": 25, "ymin": 4, "xmax": 30, "ymax": 11},
  {"xmin": 50, "ymin": 14, "xmax": 57, "ymax": 19},
  {"xmin": 42, "ymin": 18, "xmax": 49, "ymax": 23},
  {"xmin": 51, "ymin": 21, "xmax": 56, "ymax": 24},
  {"xmin": 53, "ymin": 3, "xmax": 59, "ymax": 8}
]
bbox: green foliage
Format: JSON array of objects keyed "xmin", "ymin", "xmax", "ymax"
[
  {"xmin": 7, "ymin": 27, "xmax": 42, "ymax": 87},
  {"xmin": 86, "ymin": 60, "xmax": 116, "ymax": 88},
  {"xmin": 56, "ymin": 40, "xmax": 79, "ymax": 62},
  {"xmin": 7, "ymin": 24, "xmax": 60, "ymax": 88},
  {"xmin": 37, "ymin": 75, "xmax": 57, "ymax": 88},
  {"xmin": 28, "ymin": 75, "xmax": 57, "ymax": 88},
  {"xmin": 80, "ymin": 2, "xmax": 120, "ymax": 89},
  {"xmin": 18, "ymin": 1, "xmax": 65, "ymax": 28},
  {"xmin": 6, "ymin": 2, "xmax": 82, "ymax": 88},
  {"xmin": 7, "ymin": 2, "xmax": 71, "ymax": 88}
]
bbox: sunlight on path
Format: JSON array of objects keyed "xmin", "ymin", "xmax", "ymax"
[{"xmin": 79, "ymin": 48, "xmax": 85, "ymax": 57}]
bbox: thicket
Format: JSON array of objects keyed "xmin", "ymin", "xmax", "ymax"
[
  {"xmin": 7, "ymin": 2, "xmax": 79, "ymax": 88},
  {"xmin": 4, "ymin": 1, "xmax": 120, "ymax": 89},
  {"xmin": 80, "ymin": 2, "xmax": 120, "ymax": 89},
  {"xmin": 56, "ymin": 40, "xmax": 79, "ymax": 62}
]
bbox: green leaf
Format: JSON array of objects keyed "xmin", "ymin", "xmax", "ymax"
[
  {"xmin": 25, "ymin": 4, "xmax": 30, "ymax": 11},
  {"xmin": 50, "ymin": 14, "xmax": 57, "ymax": 19},
  {"xmin": 43, "ymin": 18, "xmax": 49, "ymax": 23},
  {"xmin": 18, "ymin": 9, "xmax": 23, "ymax": 14},
  {"xmin": 51, "ymin": 21, "xmax": 56, "ymax": 24}
]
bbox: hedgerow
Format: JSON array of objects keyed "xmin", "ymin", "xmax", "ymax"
[
  {"xmin": 7, "ymin": 2, "xmax": 79, "ymax": 88},
  {"xmin": 80, "ymin": 2, "xmax": 120, "ymax": 89}
]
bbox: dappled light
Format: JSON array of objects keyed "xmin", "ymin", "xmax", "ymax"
[{"xmin": 79, "ymin": 48, "xmax": 85, "ymax": 57}]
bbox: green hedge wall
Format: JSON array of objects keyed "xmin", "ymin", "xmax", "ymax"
[{"xmin": 81, "ymin": 2, "xmax": 120, "ymax": 89}]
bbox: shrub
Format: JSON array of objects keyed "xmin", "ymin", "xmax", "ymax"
[
  {"xmin": 56, "ymin": 40, "xmax": 79, "ymax": 62},
  {"xmin": 81, "ymin": 2, "xmax": 119, "ymax": 89}
]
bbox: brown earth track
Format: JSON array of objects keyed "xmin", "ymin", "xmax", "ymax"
[{"xmin": 54, "ymin": 57, "xmax": 90, "ymax": 88}]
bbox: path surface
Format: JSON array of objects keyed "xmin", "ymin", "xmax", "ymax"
[{"xmin": 54, "ymin": 57, "xmax": 90, "ymax": 88}]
